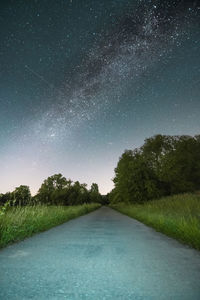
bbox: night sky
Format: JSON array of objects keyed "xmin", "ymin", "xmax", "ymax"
[{"xmin": 0, "ymin": 0, "xmax": 199, "ymax": 195}]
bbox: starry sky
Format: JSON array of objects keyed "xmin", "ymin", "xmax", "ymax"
[{"xmin": 0, "ymin": 0, "xmax": 199, "ymax": 195}]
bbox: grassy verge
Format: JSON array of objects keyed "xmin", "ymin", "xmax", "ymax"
[
  {"xmin": 0, "ymin": 203, "xmax": 100, "ymax": 248},
  {"xmin": 111, "ymin": 194, "xmax": 200, "ymax": 250}
]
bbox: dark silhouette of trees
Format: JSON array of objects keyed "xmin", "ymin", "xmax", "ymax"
[
  {"xmin": 36, "ymin": 174, "xmax": 70, "ymax": 204},
  {"xmin": 110, "ymin": 134, "xmax": 200, "ymax": 203},
  {"xmin": 0, "ymin": 186, "xmax": 31, "ymax": 206},
  {"xmin": 35, "ymin": 174, "xmax": 102, "ymax": 205},
  {"xmin": 0, "ymin": 175, "xmax": 102, "ymax": 207},
  {"xmin": 89, "ymin": 183, "xmax": 101, "ymax": 203},
  {"xmin": 2, "ymin": 134, "xmax": 198, "ymax": 207},
  {"xmin": 0, "ymin": 192, "xmax": 13, "ymax": 206},
  {"xmin": 13, "ymin": 185, "xmax": 31, "ymax": 206}
]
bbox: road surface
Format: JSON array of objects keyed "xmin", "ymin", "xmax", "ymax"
[{"xmin": 0, "ymin": 206, "xmax": 200, "ymax": 299}]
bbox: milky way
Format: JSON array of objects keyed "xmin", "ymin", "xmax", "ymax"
[
  {"xmin": 0, "ymin": 0, "xmax": 199, "ymax": 194},
  {"xmin": 28, "ymin": 0, "xmax": 199, "ymax": 145}
]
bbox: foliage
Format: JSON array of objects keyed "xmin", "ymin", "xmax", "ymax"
[
  {"xmin": 0, "ymin": 174, "xmax": 103, "ymax": 207},
  {"xmin": 36, "ymin": 175, "xmax": 102, "ymax": 205},
  {"xmin": 13, "ymin": 185, "xmax": 31, "ymax": 206},
  {"xmin": 0, "ymin": 203, "xmax": 101, "ymax": 248},
  {"xmin": 0, "ymin": 192, "xmax": 13, "ymax": 206},
  {"xmin": 111, "ymin": 193, "xmax": 200, "ymax": 250},
  {"xmin": 0, "ymin": 185, "xmax": 31, "ymax": 207},
  {"xmin": 89, "ymin": 183, "xmax": 101, "ymax": 203},
  {"xmin": 36, "ymin": 174, "xmax": 71, "ymax": 204},
  {"xmin": 110, "ymin": 134, "xmax": 200, "ymax": 203}
]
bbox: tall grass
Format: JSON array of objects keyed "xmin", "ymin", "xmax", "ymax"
[
  {"xmin": 0, "ymin": 203, "xmax": 100, "ymax": 248},
  {"xmin": 111, "ymin": 194, "xmax": 200, "ymax": 250}
]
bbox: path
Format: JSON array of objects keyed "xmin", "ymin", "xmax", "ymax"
[{"xmin": 0, "ymin": 206, "xmax": 200, "ymax": 299}]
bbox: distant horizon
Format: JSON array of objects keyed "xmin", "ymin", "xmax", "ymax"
[{"xmin": 1, "ymin": 132, "xmax": 200, "ymax": 196}]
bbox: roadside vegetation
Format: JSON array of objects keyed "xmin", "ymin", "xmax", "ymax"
[
  {"xmin": 109, "ymin": 134, "xmax": 200, "ymax": 203},
  {"xmin": 0, "ymin": 204, "xmax": 100, "ymax": 248},
  {"xmin": 0, "ymin": 174, "xmax": 107, "ymax": 206},
  {"xmin": 109, "ymin": 134, "xmax": 200, "ymax": 250},
  {"xmin": 111, "ymin": 193, "xmax": 200, "ymax": 250},
  {"xmin": 0, "ymin": 174, "xmax": 105, "ymax": 248}
]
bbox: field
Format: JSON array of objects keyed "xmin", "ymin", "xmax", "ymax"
[
  {"xmin": 111, "ymin": 193, "xmax": 200, "ymax": 250},
  {"xmin": 0, "ymin": 203, "xmax": 100, "ymax": 248}
]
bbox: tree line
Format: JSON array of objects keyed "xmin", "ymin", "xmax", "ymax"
[
  {"xmin": 109, "ymin": 134, "xmax": 200, "ymax": 203},
  {"xmin": 0, "ymin": 174, "xmax": 108, "ymax": 206},
  {"xmin": 1, "ymin": 134, "xmax": 199, "ymax": 206}
]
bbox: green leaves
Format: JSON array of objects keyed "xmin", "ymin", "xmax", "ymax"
[
  {"xmin": 111, "ymin": 134, "xmax": 200, "ymax": 203},
  {"xmin": 36, "ymin": 174, "xmax": 103, "ymax": 205}
]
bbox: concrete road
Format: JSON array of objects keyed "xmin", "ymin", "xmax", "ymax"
[{"xmin": 0, "ymin": 206, "xmax": 200, "ymax": 299}]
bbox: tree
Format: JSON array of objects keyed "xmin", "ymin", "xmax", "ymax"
[
  {"xmin": 0, "ymin": 192, "xmax": 13, "ymax": 206},
  {"xmin": 159, "ymin": 135, "xmax": 200, "ymax": 194},
  {"xmin": 37, "ymin": 174, "xmax": 69, "ymax": 204},
  {"xmin": 67, "ymin": 181, "xmax": 88, "ymax": 205},
  {"xmin": 91, "ymin": 183, "xmax": 98, "ymax": 193},
  {"xmin": 89, "ymin": 183, "xmax": 101, "ymax": 203},
  {"xmin": 111, "ymin": 134, "xmax": 200, "ymax": 204},
  {"xmin": 36, "ymin": 175, "xmax": 91, "ymax": 205},
  {"xmin": 13, "ymin": 185, "xmax": 31, "ymax": 206},
  {"xmin": 100, "ymin": 194, "xmax": 109, "ymax": 205},
  {"xmin": 113, "ymin": 149, "xmax": 160, "ymax": 203}
]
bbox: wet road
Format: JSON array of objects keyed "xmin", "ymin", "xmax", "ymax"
[{"xmin": 0, "ymin": 206, "xmax": 200, "ymax": 299}]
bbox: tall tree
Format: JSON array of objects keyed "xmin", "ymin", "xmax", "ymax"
[
  {"xmin": 111, "ymin": 134, "xmax": 200, "ymax": 203},
  {"xmin": 37, "ymin": 174, "xmax": 68, "ymax": 204},
  {"xmin": 13, "ymin": 185, "xmax": 31, "ymax": 206},
  {"xmin": 89, "ymin": 183, "xmax": 101, "ymax": 203}
]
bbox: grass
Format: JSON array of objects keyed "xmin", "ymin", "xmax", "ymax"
[
  {"xmin": 0, "ymin": 203, "xmax": 101, "ymax": 248},
  {"xmin": 111, "ymin": 193, "xmax": 200, "ymax": 250}
]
